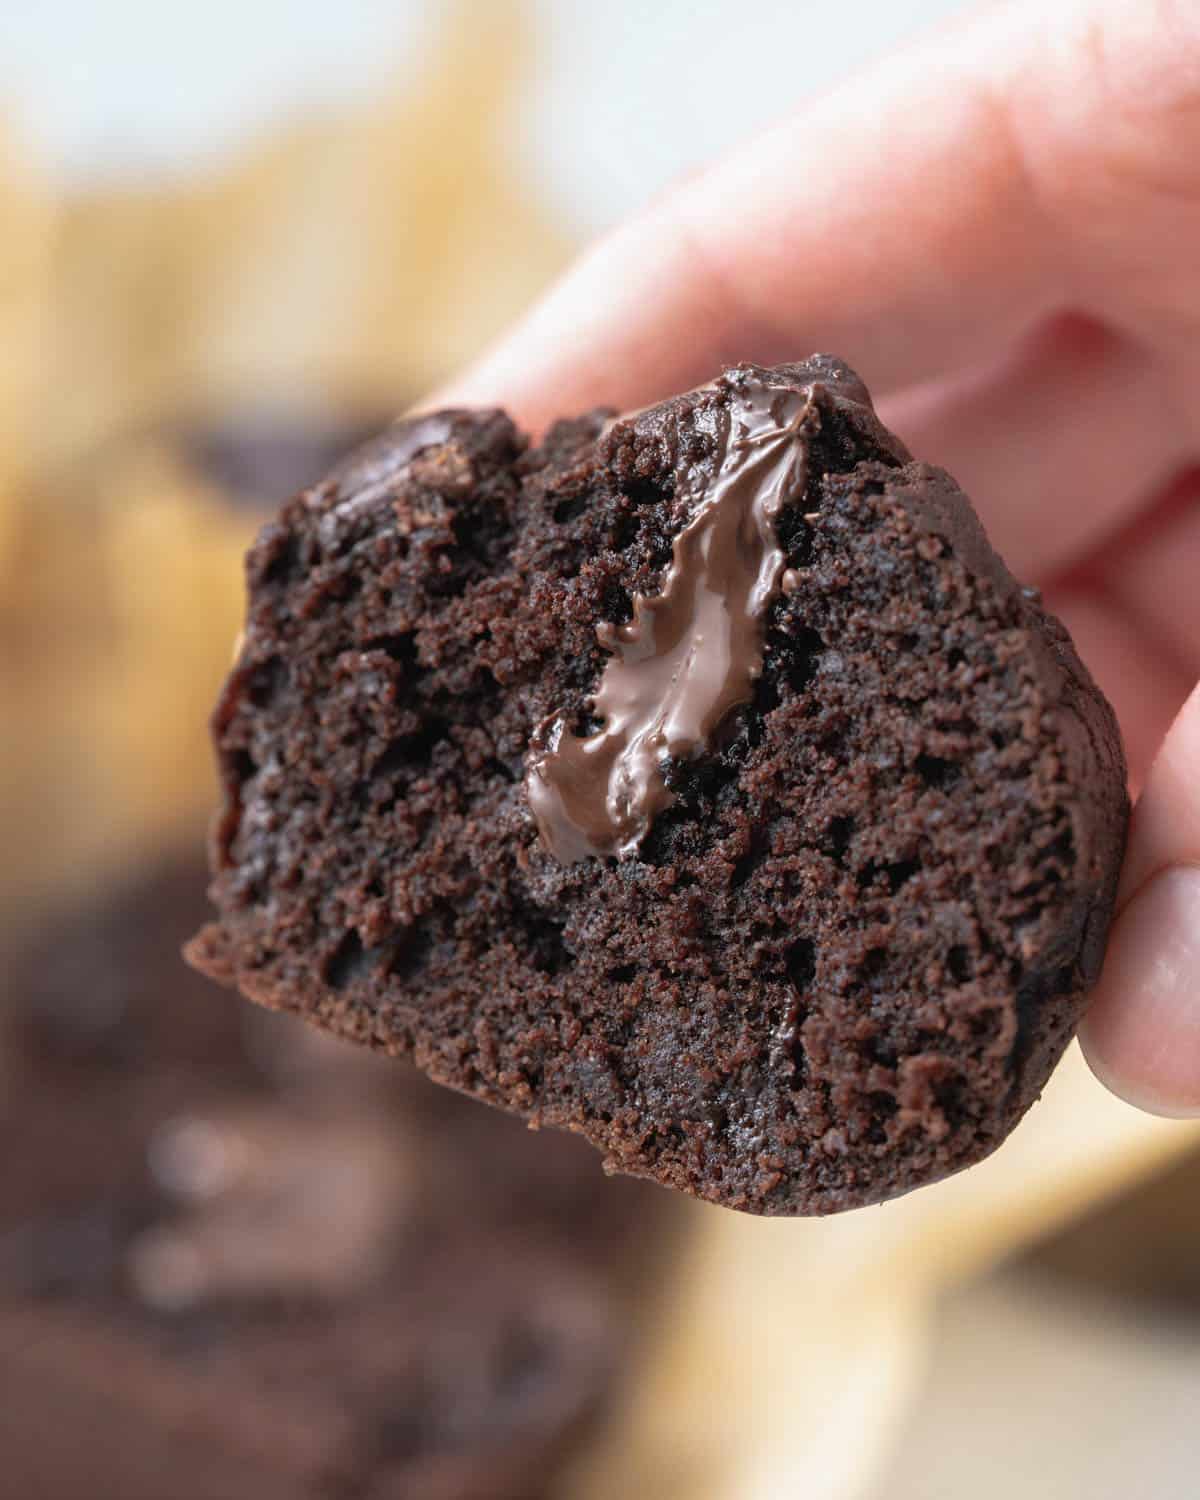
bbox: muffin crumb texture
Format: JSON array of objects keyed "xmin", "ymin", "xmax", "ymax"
[{"xmin": 189, "ymin": 357, "xmax": 1128, "ymax": 1215}]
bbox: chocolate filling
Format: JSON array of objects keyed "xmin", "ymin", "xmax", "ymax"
[{"xmin": 525, "ymin": 375, "xmax": 820, "ymax": 863}]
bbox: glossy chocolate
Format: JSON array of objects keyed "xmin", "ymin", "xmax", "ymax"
[{"xmin": 526, "ymin": 374, "xmax": 821, "ymax": 863}]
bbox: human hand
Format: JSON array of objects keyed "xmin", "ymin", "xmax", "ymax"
[{"xmin": 439, "ymin": 0, "xmax": 1200, "ymax": 1115}]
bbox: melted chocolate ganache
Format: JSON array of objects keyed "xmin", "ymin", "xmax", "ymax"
[{"xmin": 526, "ymin": 374, "xmax": 822, "ymax": 863}]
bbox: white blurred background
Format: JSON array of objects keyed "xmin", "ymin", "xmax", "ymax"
[{"xmin": 1, "ymin": 0, "xmax": 966, "ymax": 228}]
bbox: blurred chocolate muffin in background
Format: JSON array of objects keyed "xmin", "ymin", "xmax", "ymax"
[
  {"xmin": 175, "ymin": 408, "xmax": 390, "ymax": 513},
  {"xmin": 1, "ymin": 850, "xmax": 668, "ymax": 1500}
]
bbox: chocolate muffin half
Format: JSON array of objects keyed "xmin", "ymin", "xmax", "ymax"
[{"xmin": 188, "ymin": 357, "xmax": 1128, "ymax": 1215}]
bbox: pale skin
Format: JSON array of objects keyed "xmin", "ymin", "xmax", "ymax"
[{"xmin": 436, "ymin": 0, "xmax": 1200, "ymax": 1115}]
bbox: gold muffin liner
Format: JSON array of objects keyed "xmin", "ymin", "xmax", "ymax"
[{"xmin": 0, "ymin": 121, "xmax": 51, "ymax": 580}]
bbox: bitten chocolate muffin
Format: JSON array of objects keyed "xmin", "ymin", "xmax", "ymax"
[
  {"xmin": 2, "ymin": 855, "xmax": 656, "ymax": 1499},
  {"xmin": 188, "ymin": 357, "xmax": 1128, "ymax": 1215}
]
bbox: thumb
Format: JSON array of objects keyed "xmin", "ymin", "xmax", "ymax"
[{"xmin": 1080, "ymin": 681, "xmax": 1200, "ymax": 1115}]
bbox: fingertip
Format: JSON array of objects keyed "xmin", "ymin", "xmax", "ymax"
[
  {"xmin": 1078, "ymin": 1023, "xmax": 1200, "ymax": 1120},
  {"xmin": 1078, "ymin": 866, "xmax": 1200, "ymax": 1118}
]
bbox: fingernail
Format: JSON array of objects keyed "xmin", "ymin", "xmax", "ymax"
[{"xmin": 1080, "ymin": 866, "xmax": 1200, "ymax": 1118}]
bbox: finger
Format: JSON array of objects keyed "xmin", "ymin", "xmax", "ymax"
[
  {"xmin": 1111, "ymin": 683, "xmax": 1200, "ymax": 905},
  {"xmin": 1079, "ymin": 681, "xmax": 1200, "ymax": 1115},
  {"xmin": 434, "ymin": 0, "xmax": 1200, "ymax": 435},
  {"xmin": 1100, "ymin": 467, "xmax": 1200, "ymax": 680},
  {"xmin": 878, "ymin": 316, "xmax": 1195, "ymax": 578},
  {"xmin": 436, "ymin": 0, "xmax": 1059, "ymax": 428},
  {"xmin": 1047, "ymin": 585, "xmax": 1194, "ymax": 794}
]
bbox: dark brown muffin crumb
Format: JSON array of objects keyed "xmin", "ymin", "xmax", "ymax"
[{"xmin": 189, "ymin": 358, "xmax": 1128, "ymax": 1215}]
